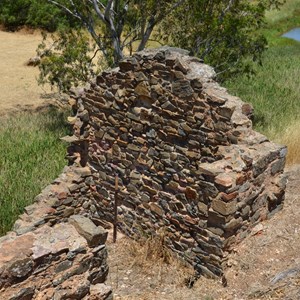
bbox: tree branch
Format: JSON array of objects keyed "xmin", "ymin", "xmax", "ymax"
[
  {"xmin": 105, "ymin": 0, "xmax": 114, "ymax": 21},
  {"xmin": 47, "ymin": 0, "xmax": 81, "ymax": 20},
  {"xmin": 91, "ymin": 0, "xmax": 105, "ymax": 22},
  {"xmin": 219, "ymin": 0, "xmax": 236, "ymax": 23},
  {"xmin": 137, "ymin": 0, "xmax": 187, "ymax": 51}
]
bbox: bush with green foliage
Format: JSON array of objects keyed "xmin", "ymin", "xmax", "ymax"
[
  {"xmin": 225, "ymin": 0, "xmax": 300, "ymax": 164},
  {"xmin": 0, "ymin": 0, "xmax": 31, "ymax": 30},
  {"xmin": 161, "ymin": 0, "xmax": 284, "ymax": 80},
  {"xmin": 1, "ymin": 0, "xmax": 285, "ymax": 88},
  {"xmin": 37, "ymin": 30, "xmax": 102, "ymax": 92},
  {"xmin": 35, "ymin": 0, "xmax": 284, "ymax": 91},
  {"xmin": 0, "ymin": 0, "xmax": 78, "ymax": 31}
]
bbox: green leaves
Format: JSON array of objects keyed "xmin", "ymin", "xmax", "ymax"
[
  {"xmin": 0, "ymin": 0, "xmax": 79, "ymax": 31},
  {"xmin": 1, "ymin": 0, "xmax": 285, "ymax": 91},
  {"xmin": 160, "ymin": 0, "xmax": 285, "ymax": 81},
  {"xmin": 37, "ymin": 29, "xmax": 103, "ymax": 92}
]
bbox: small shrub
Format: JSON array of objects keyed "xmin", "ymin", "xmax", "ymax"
[{"xmin": 37, "ymin": 29, "xmax": 103, "ymax": 93}]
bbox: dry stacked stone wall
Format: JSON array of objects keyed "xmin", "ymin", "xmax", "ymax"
[
  {"xmin": 67, "ymin": 47, "xmax": 287, "ymax": 278},
  {"xmin": 0, "ymin": 166, "xmax": 112, "ymax": 300},
  {"xmin": 0, "ymin": 47, "xmax": 288, "ymax": 296}
]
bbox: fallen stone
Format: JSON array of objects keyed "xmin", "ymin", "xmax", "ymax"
[{"xmin": 69, "ymin": 215, "xmax": 108, "ymax": 247}]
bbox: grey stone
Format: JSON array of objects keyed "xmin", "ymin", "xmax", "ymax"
[
  {"xmin": 172, "ymin": 79, "xmax": 194, "ymax": 97},
  {"xmin": 55, "ymin": 260, "xmax": 73, "ymax": 273},
  {"xmin": 8, "ymin": 287, "xmax": 35, "ymax": 300},
  {"xmin": 69, "ymin": 215, "xmax": 108, "ymax": 247},
  {"xmin": 9, "ymin": 258, "xmax": 33, "ymax": 278}
]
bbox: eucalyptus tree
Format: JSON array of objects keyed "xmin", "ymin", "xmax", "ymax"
[
  {"xmin": 46, "ymin": 0, "xmax": 185, "ymax": 65},
  {"xmin": 162, "ymin": 0, "xmax": 285, "ymax": 79},
  {"xmin": 36, "ymin": 0, "xmax": 284, "ymax": 91}
]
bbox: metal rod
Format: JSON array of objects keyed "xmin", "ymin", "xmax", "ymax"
[{"xmin": 113, "ymin": 173, "xmax": 119, "ymax": 243}]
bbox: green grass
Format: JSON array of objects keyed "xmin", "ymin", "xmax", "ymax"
[
  {"xmin": 265, "ymin": 0, "xmax": 300, "ymax": 28},
  {"xmin": 0, "ymin": 108, "xmax": 69, "ymax": 235},
  {"xmin": 226, "ymin": 45, "xmax": 300, "ymax": 134},
  {"xmin": 225, "ymin": 0, "xmax": 300, "ymax": 164},
  {"xmin": 263, "ymin": 0, "xmax": 300, "ymax": 46}
]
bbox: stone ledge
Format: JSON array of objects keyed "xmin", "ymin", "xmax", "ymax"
[{"xmin": 0, "ymin": 166, "xmax": 112, "ymax": 299}]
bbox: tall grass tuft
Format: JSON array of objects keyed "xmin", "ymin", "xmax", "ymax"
[
  {"xmin": 0, "ymin": 108, "xmax": 70, "ymax": 235},
  {"xmin": 277, "ymin": 120, "xmax": 300, "ymax": 165}
]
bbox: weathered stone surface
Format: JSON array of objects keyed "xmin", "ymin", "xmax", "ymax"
[
  {"xmin": 119, "ymin": 57, "xmax": 139, "ymax": 71},
  {"xmin": 8, "ymin": 258, "xmax": 33, "ymax": 278},
  {"xmin": 0, "ymin": 233, "xmax": 34, "ymax": 265},
  {"xmin": 7, "ymin": 287, "xmax": 35, "ymax": 300},
  {"xmin": 198, "ymin": 163, "xmax": 224, "ymax": 177},
  {"xmin": 69, "ymin": 215, "xmax": 108, "ymax": 247},
  {"xmin": 65, "ymin": 48, "xmax": 285, "ymax": 274},
  {"xmin": 185, "ymin": 187, "xmax": 198, "ymax": 200},
  {"xmin": 67, "ymin": 47, "xmax": 286, "ymax": 278},
  {"xmin": 0, "ymin": 166, "xmax": 111, "ymax": 298},
  {"xmin": 211, "ymin": 199, "xmax": 237, "ymax": 216},
  {"xmin": 172, "ymin": 79, "xmax": 194, "ymax": 97},
  {"xmin": 31, "ymin": 224, "xmax": 87, "ymax": 260},
  {"xmin": 88, "ymin": 283, "xmax": 113, "ymax": 300},
  {"xmin": 215, "ymin": 173, "xmax": 234, "ymax": 188},
  {"xmin": 134, "ymin": 81, "xmax": 151, "ymax": 98}
]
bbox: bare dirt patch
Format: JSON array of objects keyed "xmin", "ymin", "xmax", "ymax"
[{"xmin": 0, "ymin": 29, "xmax": 58, "ymax": 115}]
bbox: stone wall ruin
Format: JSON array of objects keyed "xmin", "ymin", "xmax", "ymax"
[
  {"xmin": 67, "ymin": 47, "xmax": 287, "ymax": 278},
  {"xmin": 0, "ymin": 47, "xmax": 288, "ymax": 298}
]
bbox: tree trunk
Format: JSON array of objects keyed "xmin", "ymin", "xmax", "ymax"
[{"xmin": 137, "ymin": 21, "xmax": 155, "ymax": 52}]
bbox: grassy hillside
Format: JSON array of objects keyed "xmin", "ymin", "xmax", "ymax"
[
  {"xmin": 0, "ymin": 109, "xmax": 69, "ymax": 235},
  {"xmin": 265, "ymin": 0, "xmax": 300, "ymax": 46},
  {"xmin": 225, "ymin": 0, "xmax": 300, "ymax": 164}
]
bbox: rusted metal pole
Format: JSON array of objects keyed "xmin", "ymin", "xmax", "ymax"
[{"xmin": 113, "ymin": 173, "xmax": 119, "ymax": 243}]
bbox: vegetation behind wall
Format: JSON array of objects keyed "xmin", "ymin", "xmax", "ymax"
[
  {"xmin": 0, "ymin": 0, "xmax": 78, "ymax": 31},
  {"xmin": 0, "ymin": 108, "xmax": 69, "ymax": 235},
  {"xmin": 225, "ymin": 0, "xmax": 300, "ymax": 164}
]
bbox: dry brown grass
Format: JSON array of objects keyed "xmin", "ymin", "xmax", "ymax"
[
  {"xmin": 107, "ymin": 233, "xmax": 226, "ymax": 299},
  {"xmin": 131, "ymin": 238, "xmax": 195, "ymax": 287},
  {"xmin": 109, "ymin": 233, "xmax": 194, "ymax": 281},
  {"xmin": 276, "ymin": 120, "xmax": 300, "ymax": 165},
  {"xmin": 107, "ymin": 165, "xmax": 300, "ymax": 300},
  {"xmin": 107, "ymin": 233, "xmax": 201, "ymax": 300}
]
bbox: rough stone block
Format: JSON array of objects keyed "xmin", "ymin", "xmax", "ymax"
[{"xmin": 69, "ymin": 215, "xmax": 108, "ymax": 247}]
